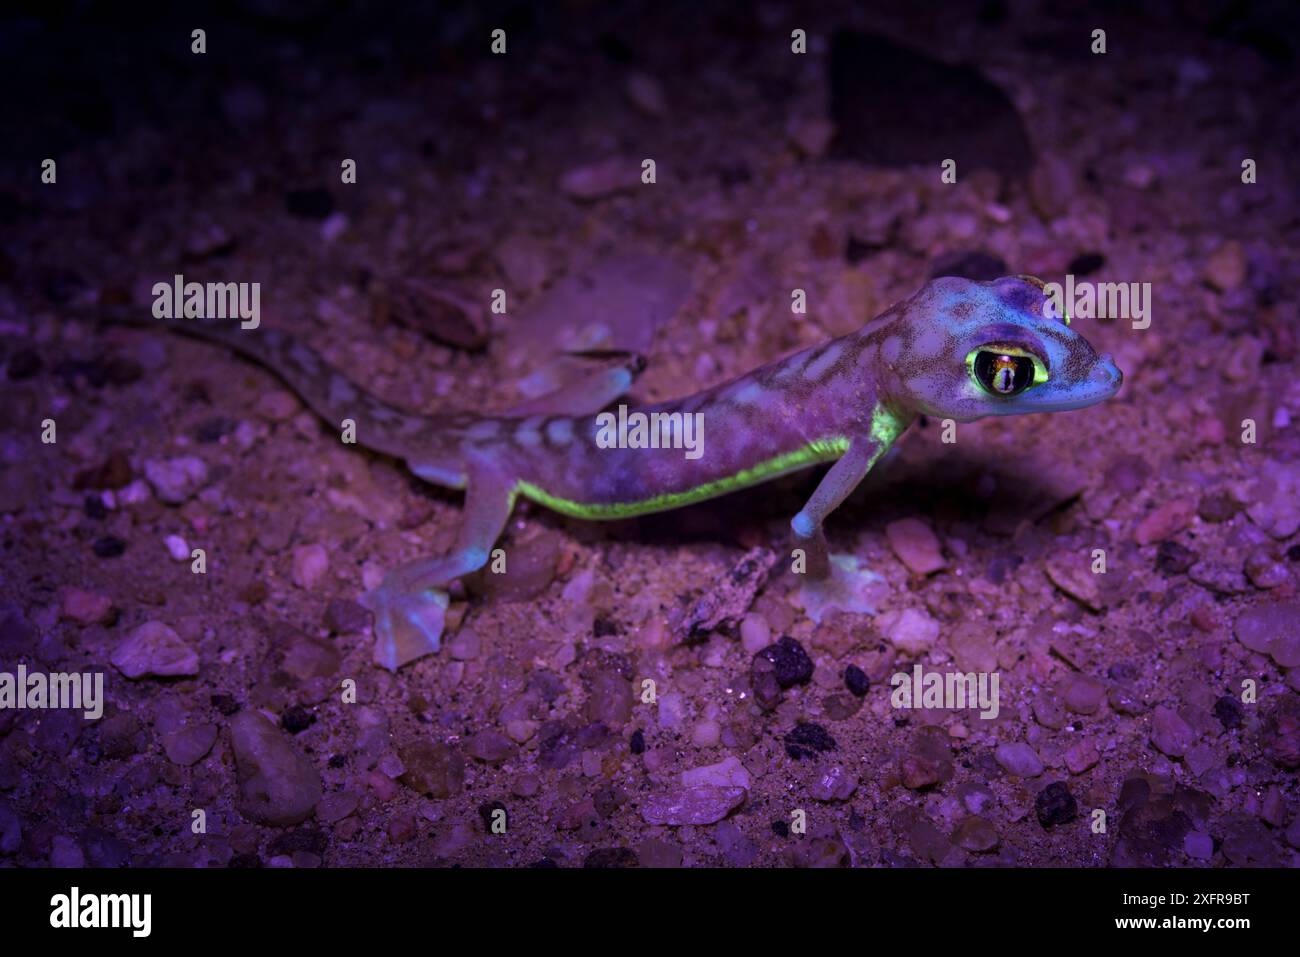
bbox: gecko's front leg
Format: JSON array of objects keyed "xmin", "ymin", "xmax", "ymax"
[
  {"xmin": 790, "ymin": 433, "xmax": 888, "ymax": 622},
  {"xmin": 361, "ymin": 465, "xmax": 516, "ymax": 670}
]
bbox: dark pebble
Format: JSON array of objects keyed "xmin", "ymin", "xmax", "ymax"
[
  {"xmin": 1213, "ymin": 695, "xmax": 1244, "ymax": 730},
  {"xmin": 785, "ymin": 722, "xmax": 837, "ymax": 760},
  {"xmin": 7, "ymin": 349, "xmax": 42, "ymax": 380},
  {"xmin": 1287, "ymin": 544, "xmax": 1300, "ymax": 562},
  {"xmin": 844, "ymin": 664, "xmax": 870, "ymax": 697},
  {"xmin": 280, "ymin": 705, "xmax": 315, "ymax": 734},
  {"xmin": 1198, "ymin": 492, "xmax": 1240, "ymax": 523},
  {"xmin": 1035, "ymin": 781, "xmax": 1078, "ymax": 828},
  {"xmin": 1155, "ymin": 540, "xmax": 1196, "ymax": 576},
  {"xmin": 210, "ymin": 693, "xmax": 240, "ymax": 716},
  {"xmin": 83, "ymin": 495, "xmax": 107, "ymax": 520},
  {"xmin": 771, "ymin": 819, "xmax": 790, "ymax": 837},
  {"xmin": 228, "ymin": 853, "xmax": 262, "ymax": 868},
  {"xmin": 755, "ymin": 635, "xmax": 814, "ymax": 688},
  {"xmin": 286, "ymin": 187, "xmax": 335, "ymax": 220},
  {"xmin": 528, "ymin": 857, "xmax": 560, "ymax": 868},
  {"xmin": 629, "ymin": 729, "xmax": 645, "ymax": 754},
  {"xmin": 1066, "ymin": 251, "xmax": 1105, "ymax": 276},
  {"xmin": 583, "ymin": 847, "xmax": 638, "ymax": 868},
  {"xmin": 92, "ymin": 536, "xmax": 127, "ymax": 559},
  {"xmin": 328, "ymin": 754, "xmax": 348, "ymax": 768}
]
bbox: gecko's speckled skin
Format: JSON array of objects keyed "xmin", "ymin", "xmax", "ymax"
[{"xmin": 106, "ymin": 275, "xmax": 1122, "ymax": 669}]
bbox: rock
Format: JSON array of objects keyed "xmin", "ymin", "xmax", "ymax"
[
  {"xmin": 397, "ymin": 740, "xmax": 465, "ymax": 797},
  {"xmin": 291, "ymin": 544, "xmax": 329, "ymax": 590},
  {"xmin": 1045, "ymin": 553, "xmax": 1103, "ymax": 610},
  {"xmin": 1061, "ymin": 674, "xmax": 1106, "ymax": 714},
  {"xmin": 878, "ymin": 607, "xmax": 940, "ymax": 655},
  {"xmin": 953, "ymin": 816, "xmax": 999, "ymax": 852},
  {"xmin": 61, "ymin": 588, "xmax": 114, "ymax": 625},
  {"xmin": 229, "ymin": 711, "xmax": 323, "ymax": 826},
  {"xmin": 753, "ymin": 635, "xmax": 814, "ymax": 688},
  {"xmin": 1134, "ymin": 498, "xmax": 1195, "ymax": 545},
  {"xmin": 884, "ymin": 517, "xmax": 946, "ymax": 575},
  {"xmin": 1189, "ymin": 559, "xmax": 1251, "ymax": 595},
  {"xmin": 283, "ymin": 635, "xmax": 341, "ymax": 680},
  {"xmin": 559, "ymin": 158, "xmax": 636, "ymax": 200},
  {"xmin": 640, "ymin": 785, "xmax": 745, "ymax": 826},
  {"xmin": 111, "ymin": 621, "xmax": 199, "ymax": 678},
  {"xmin": 1064, "ymin": 740, "xmax": 1100, "ymax": 774},
  {"xmin": 142, "ymin": 456, "xmax": 209, "ymax": 505},
  {"xmin": 1245, "ymin": 550, "xmax": 1289, "ymax": 589},
  {"xmin": 465, "ymin": 731, "xmax": 517, "ymax": 764},
  {"xmin": 691, "ymin": 719, "xmax": 720, "ymax": 747},
  {"xmin": 994, "ymin": 742, "xmax": 1043, "ymax": 777},
  {"xmin": 784, "ymin": 722, "xmax": 837, "ymax": 760},
  {"xmin": 739, "ymin": 613, "xmax": 771, "ymax": 654},
  {"xmin": 585, "ymin": 671, "xmax": 633, "ymax": 727},
  {"xmin": 1234, "ymin": 602, "xmax": 1300, "ymax": 666},
  {"xmin": 1246, "ymin": 459, "xmax": 1300, "ymax": 539},
  {"xmin": 1204, "ymin": 240, "xmax": 1247, "ymax": 292},
  {"xmin": 1035, "ymin": 782, "xmax": 1078, "ymax": 828},
  {"xmin": 624, "ymin": 71, "xmax": 667, "ymax": 116},
  {"xmin": 1184, "ymin": 830, "xmax": 1214, "ymax": 860},
  {"xmin": 681, "ymin": 756, "xmax": 751, "ymax": 791},
  {"xmin": 1151, "ymin": 705, "xmax": 1197, "ymax": 757},
  {"xmin": 164, "ymin": 534, "xmax": 190, "ymax": 561},
  {"xmin": 843, "ymin": 664, "xmax": 870, "ymax": 697},
  {"xmin": 810, "ymin": 764, "xmax": 858, "ymax": 801},
  {"xmin": 163, "ymin": 723, "xmax": 218, "ymax": 765},
  {"xmin": 50, "ymin": 835, "xmax": 85, "ymax": 868}
]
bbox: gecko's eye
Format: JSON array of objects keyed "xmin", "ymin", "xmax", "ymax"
[{"xmin": 970, "ymin": 349, "xmax": 1042, "ymax": 396}]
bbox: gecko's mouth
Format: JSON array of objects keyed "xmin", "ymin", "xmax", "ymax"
[{"xmin": 1022, "ymin": 354, "xmax": 1124, "ymax": 412}]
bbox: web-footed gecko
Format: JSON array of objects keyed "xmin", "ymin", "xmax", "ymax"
[{"xmin": 97, "ymin": 274, "xmax": 1122, "ymax": 670}]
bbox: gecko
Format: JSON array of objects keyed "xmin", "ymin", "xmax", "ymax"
[{"xmin": 93, "ymin": 274, "xmax": 1122, "ymax": 670}]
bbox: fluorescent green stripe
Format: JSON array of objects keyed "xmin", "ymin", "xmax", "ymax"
[{"xmin": 515, "ymin": 437, "xmax": 852, "ymax": 520}]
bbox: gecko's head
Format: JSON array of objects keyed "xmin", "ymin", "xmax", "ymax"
[{"xmin": 885, "ymin": 275, "xmax": 1123, "ymax": 423}]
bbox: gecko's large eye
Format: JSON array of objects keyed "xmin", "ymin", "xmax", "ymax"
[{"xmin": 968, "ymin": 345, "xmax": 1047, "ymax": 397}]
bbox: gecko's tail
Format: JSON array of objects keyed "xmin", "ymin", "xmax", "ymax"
[
  {"xmin": 87, "ymin": 303, "xmax": 470, "ymax": 466},
  {"xmin": 84, "ymin": 304, "xmax": 648, "ymax": 486}
]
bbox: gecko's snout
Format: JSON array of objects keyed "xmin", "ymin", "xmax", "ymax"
[{"xmin": 1091, "ymin": 354, "xmax": 1123, "ymax": 393}]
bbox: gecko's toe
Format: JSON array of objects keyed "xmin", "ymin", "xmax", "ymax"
[
  {"xmin": 792, "ymin": 553, "xmax": 885, "ymax": 623},
  {"xmin": 361, "ymin": 583, "xmax": 449, "ymax": 671}
]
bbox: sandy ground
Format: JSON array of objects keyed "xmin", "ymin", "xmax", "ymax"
[{"xmin": 1, "ymin": 2, "xmax": 1298, "ymax": 867}]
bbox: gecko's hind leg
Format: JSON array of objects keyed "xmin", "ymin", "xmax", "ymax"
[
  {"xmin": 789, "ymin": 436, "xmax": 886, "ymax": 623},
  {"xmin": 361, "ymin": 468, "xmax": 515, "ymax": 670}
]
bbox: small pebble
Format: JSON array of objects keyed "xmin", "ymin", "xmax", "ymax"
[
  {"xmin": 995, "ymin": 742, "xmax": 1044, "ymax": 777},
  {"xmin": 111, "ymin": 621, "xmax": 199, "ymax": 678}
]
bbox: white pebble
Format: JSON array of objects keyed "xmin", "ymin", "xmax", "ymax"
[{"xmin": 165, "ymin": 534, "xmax": 190, "ymax": 561}]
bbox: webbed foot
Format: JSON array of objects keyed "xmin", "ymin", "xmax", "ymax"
[
  {"xmin": 360, "ymin": 578, "xmax": 450, "ymax": 671},
  {"xmin": 792, "ymin": 553, "xmax": 885, "ymax": 623}
]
